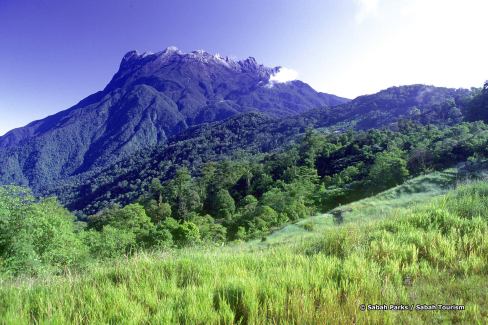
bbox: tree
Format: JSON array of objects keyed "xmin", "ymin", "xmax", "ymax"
[
  {"xmin": 407, "ymin": 147, "xmax": 433, "ymax": 174},
  {"xmin": 261, "ymin": 185, "xmax": 311, "ymax": 222},
  {"xmin": 173, "ymin": 221, "xmax": 201, "ymax": 247},
  {"xmin": 88, "ymin": 203, "xmax": 154, "ymax": 247},
  {"xmin": 234, "ymin": 226, "xmax": 247, "ymax": 241},
  {"xmin": 247, "ymin": 205, "xmax": 280, "ymax": 237},
  {"xmin": 149, "ymin": 178, "xmax": 164, "ymax": 203},
  {"xmin": 0, "ymin": 186, "xmax": 87, "ymax": 275},
  {"xmin": 143, "ymin": 199, "xmax": 172, "ymax": 224},
  {"xmin": 230, "ymin": 170, "xmax": 253, "ymax": 202},
  {"xmin": 197, "ymin": 162, "xmax": 217, "ymax": 200},
  {"xmin": 148, "ymin": 226, "xmax": 173, "ymax": 249},
  {"xmin": 84, "ymin": 226, "xmax": 136, "ymax": 259},
  {"xmin": 211, "ymin": 189, "xmax": 236, "ymax": 220},
  {"xmin": 250, "ymin": 172, "xmax": 274, "ymax": 198},
  {"xmin": 189, "ymin": 214, "xmax": 227, "ymax": 243},
  {"xmin": 163, "ymin": 168, "xmax": 201, "ymax": 220},
  {"xmin": 298, "ymin": 129, "xmax": 324, "ymax": 168},
  {"xmin": 240, "ymin": 195, "xmax": 258, "ymax": 211},
  {"xmin": 368, "ymin": 149, "xmax": 409, "ymax": 192},
  {"xmin": 465, "ymin": 82, "xmax": 488, "ymax": 122}
]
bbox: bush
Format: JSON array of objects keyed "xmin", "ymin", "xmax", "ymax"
[
  {"xmin": 89, "ymin": 203, "xmax": 154, "ymax": 247},
  {"xmin": 0, "ymin": 186, "xmax": 87, "ymax": 275},
  {"xmin": 189, "ymin": 214, "xmax": 227, "ymax": 243},
  {"xmin": 84, "ymin": 226, "xmax": 136, "ymax": 259},
  {"xmin": 173, "ymin": 221, "xmax": 201, "ymax": 247}
]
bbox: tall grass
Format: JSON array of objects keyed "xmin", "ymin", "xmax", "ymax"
[
  {"xmin": 263, "ymin": 168, "xmax": 458, "ymax": 246},
  {"xmin": 1, "ymin": 182, "xmax": 488, "ymax": 324}
]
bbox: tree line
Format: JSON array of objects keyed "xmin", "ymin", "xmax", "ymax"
[{"xmin": 1, "ymin": 83, "xmax": 488, "ymax": 276}]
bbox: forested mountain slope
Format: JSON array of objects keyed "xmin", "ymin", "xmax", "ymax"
[
  {"xmin": 297, "ymin": 84, "xmax": 471, "ymax": 130},
  {"xmin": 45, "ymin": 84, "xmax": 474, "ymax": 214},
  {"xmin": 0, "ymin": 45, "xmax": 477, "ymax": 217}
]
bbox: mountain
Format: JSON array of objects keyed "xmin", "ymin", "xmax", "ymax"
[
  {"xmin": 45, "ymin": 84, "xmax": 473, "ymax": 215},
  {"xmin": 0, "ymin": 47, "xmax": 348, "ymax": 189},
  {"xmin": 0, "ymin": 46, "xmax": 475, "ymax": 215},
  {"xmin": 297, "ymin": 84, "xmax": 471, "ymax": 130}
]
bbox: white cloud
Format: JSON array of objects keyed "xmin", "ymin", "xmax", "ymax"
[
  {"xmin": 269, "ymin": 67, "xmax": 299, "ymax": 84},
  {"xmin": 312, "ymin": 0, "xmax": 488, "ymax": 98},
  {"xmin": 355, "ymin": 0, "xmax": 380, "ymax": 23}
]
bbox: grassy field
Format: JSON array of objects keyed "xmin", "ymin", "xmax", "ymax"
[
  {"xmin": 1, "ymin": 177, "xmax": 488, "ymax": 324},
  {"xmin": 260, "ymin": 168, "xmax": 459, "ymax": 246}
]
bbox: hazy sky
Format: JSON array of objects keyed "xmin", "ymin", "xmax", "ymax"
[{"xmin": 0, "ymin": 0, "xmax": 487, "ymax": 135}]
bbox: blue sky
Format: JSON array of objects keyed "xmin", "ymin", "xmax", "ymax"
[{"xmin": 0, "ymin": 0, "xmax": 487, "ymax": 135}]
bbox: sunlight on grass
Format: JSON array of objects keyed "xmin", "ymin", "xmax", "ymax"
[
  {"xmin": 261, "ymin": 169, "xmax": 458, "ymax": 246},
  {"xmin": 1, "ymin": 180, "xmax": 488, "ymax": 324}
]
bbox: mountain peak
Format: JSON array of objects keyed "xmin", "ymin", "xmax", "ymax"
[
  {"xmin": 110, "ymin": 46, "xmax": 283, "ymax": 93},
  {"xmin": 120, "ymin": 50, "xmax": 139, "ymax": 67},
  {"xmin": 119, "ymin": 46, "xmax": 276, "ymax": 73}
]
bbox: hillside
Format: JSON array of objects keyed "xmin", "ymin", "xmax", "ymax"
[
  {"xmin": 0, "ymin": 47, "xmax": 347, "ymax": 189},
  {"xmin": 1, "ymin": 180, "xmax": 487, "ymax": 324},
  {"xmin": 261, "ymin": 168, "xmax": 459, "ymax": 246},
  {"xmin": 297, "ymin": 84, "xmax": 471, "ymax": 131},
  {"xmin": 0, "ymin": 47, "xmax": 475, "ymax": 216},
  {"xmin": 36, "ymin": 84, "xmax": 474, "ymax": 215}
]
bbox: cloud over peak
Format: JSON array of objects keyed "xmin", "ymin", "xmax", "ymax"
[{"xmin": 269, "ymin": 67, "xmax": 299, "ymax": 85}]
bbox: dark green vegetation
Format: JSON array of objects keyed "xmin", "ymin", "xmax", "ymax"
[
  {"xmin": 1, "ymin": 181, "xmax": 488, "ymax": 323},
  {"xmin": 465, "ymin": 81, "xmax": 488, "ymax": 123},
  {"xmin": 3, "ymin": 117, "xmax": 488, "ymax": 276},
  {"xmin": 69, "ymin": 116, "xmax": 488, "ymax": 222},
  {"xmin": 44, "ymin": 84, "xmax": 475, "ymax": 215}
]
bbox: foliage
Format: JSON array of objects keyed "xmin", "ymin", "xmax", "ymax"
[
  {"xmin": 367, "ymin": 148, "xmax": 409, "ymax": 192},
  {"xmin": 1, "ymin": 182, "xmax": 488, "ymax": 323},
  {"xmin": 0, "ymin": 186, "xmax": 87, "ymax": 276},
  {"xmin": 1, "ymin": 83, "xmax": 487, "ymax": 277},
  {"xmin": 210, "ymin": 189, "xmax": 236, "ymax": 221},
  {"xmin": 81, "ymin": 118, "xmax": 488, "ymax": 242},
  {"xmin": 27, "ymin": 84, "xmax": 474, "ymax": 215},
  {"xmin": 83, "ymin": 226, "xmax": 136, "ymax": 260},
  {"xmin": 465, "ymin": 81, "xmax": 488, "ymax": 122},
  {"xmin": 161, "ymin": 168, "xmax": 202, "ymax": 220},
  {"xmin": 172, "ymin": 221, "xmax": 201, "ymax": 247},
  {"xmin": 3, "ymin": 119, "xmax": 488, "ymax": 276}
]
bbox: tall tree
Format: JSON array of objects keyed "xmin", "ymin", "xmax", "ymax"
[
  {"xmin": 163, "ymin": 168, "xmax": 201, "ymax": 220},
  {"xmin": 465, "ymin": 81, "xmax": 488, "ymax": 122}
]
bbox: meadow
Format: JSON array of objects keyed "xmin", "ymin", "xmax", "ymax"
[
  {"xmin": 260, "ymin": 168, "xmax": 459, "ymax": 246},
  {"xmin": 1, "ymin": 180, "xmax": 487, "ymax": 324}
]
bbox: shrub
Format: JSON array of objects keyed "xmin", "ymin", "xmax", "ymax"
[{"xmin": 0, "ymin": 186, "xmax": 87, "ymax": 275}]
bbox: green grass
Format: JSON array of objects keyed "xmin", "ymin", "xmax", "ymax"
[
  {"xmin": 1, "ymin": 179, "xmax": 488, "ymax": 323},
  {"xmin": 261, "ymin": 168, "xmax": 459, "ymax": 246}
]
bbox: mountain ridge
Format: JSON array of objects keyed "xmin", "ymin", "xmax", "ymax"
[{"xmin": 42, "ymin": 84, "xmax": 473, "ymax": 214}]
